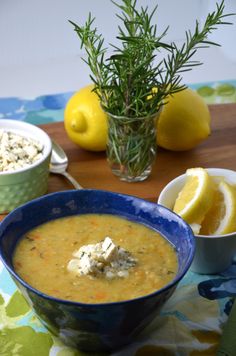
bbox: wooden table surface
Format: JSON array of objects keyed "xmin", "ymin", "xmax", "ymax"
[
  {"xmin": 1, "ymin": 103, "xmax": 236, "ymax": 220},
  {"xmin": 46, "ymin": 103, "xmax": 236, "ymax": 200}
]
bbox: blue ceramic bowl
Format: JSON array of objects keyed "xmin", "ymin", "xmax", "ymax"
[{"xmin": 0, "ymin": 189, "xmax": 195, "ymax": 352}]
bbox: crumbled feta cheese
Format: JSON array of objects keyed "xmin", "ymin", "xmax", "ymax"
[
  {"xmin": 0, "ymin": 130, "xmax": 43, "ymax": 172},
  {"xmin": 101, "ymin": 238, "xmax": 117, "ymax": 262},
  {"xmin": 67, "ymin": 237, "xmax": 137, "ymax": 279}
]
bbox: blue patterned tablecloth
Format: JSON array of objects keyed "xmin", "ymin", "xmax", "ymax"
[
  {"xmin": 1, "ymin": 80, "xmax": 236, "ymax": 355},
  {"xmin": 0, "ymin": 79, "xmax": 236, "ymax": 127}
]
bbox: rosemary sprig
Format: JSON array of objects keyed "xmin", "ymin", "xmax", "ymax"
[
  {"xmin": 70, "ymin": 0, "xmax": 233, "ymax": 118},
  {"xmin": 159, "ymin": 1, "xmax": 234, "ymax": 99},
  {"xmin": 69, "ymin": 13, "xmax": 109, "ymax": 107}
]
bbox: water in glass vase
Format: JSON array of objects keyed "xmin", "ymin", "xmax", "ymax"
[{"xmin": 106, "ymin": 111, "xmax": 161, "ymax": 182}]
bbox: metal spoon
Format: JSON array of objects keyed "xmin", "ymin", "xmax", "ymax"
[{"xmin": 50, "ymin": 140, "xmax": 83, "ymax": 190}]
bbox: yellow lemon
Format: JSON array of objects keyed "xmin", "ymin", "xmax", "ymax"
[
  {"xmin": 157, "ymin": 88, "xmax": 211, "ymax": 151},
  {"xmin": 64, "ymin": 84, "xmax": 108, "ymax": 151},
  {"xmin": 200, "ymin": 180, "xmax": 236, "ymax": 235},
  {"xmin": 173, "ymin": 168, "xmax": 214, "ymax": 226}
]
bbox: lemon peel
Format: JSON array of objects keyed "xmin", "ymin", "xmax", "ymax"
[
  {"xmin": 157, "ymin": 88, "xmax": 211, "ymax": 151},
  {"xmin": 64, "ymin": 84, "xmax": 108, "ymax": 151},
  {"xmin": 200, "ymin": 180, "xmax": 236, "ymax": 235},
  {"xmin": 70, "ymin": 115, "xmax": 87, "ymax": 133}
]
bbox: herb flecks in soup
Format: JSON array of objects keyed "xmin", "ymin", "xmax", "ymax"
[
  {"xmin": 13, "ymin": 214, "xmax": 177, "ymax": 303},
  {"xmin": 67, "ymin": 236, "xmax": 137, "ymax": 279}
]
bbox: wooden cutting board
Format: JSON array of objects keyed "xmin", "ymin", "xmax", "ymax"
[{"xmin": 1, "ymin": 103, "xmax": 236, "ymax": 220}]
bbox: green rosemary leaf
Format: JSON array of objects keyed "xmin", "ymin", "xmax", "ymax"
[
  {"xmin": 201, "ymin": 40, "xmax": 221, "ymax": 46},
  {"xmin": 70, "ymin": 0, "xmax": 234, "ymax": 119}
]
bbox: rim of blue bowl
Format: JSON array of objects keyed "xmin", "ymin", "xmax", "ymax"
[{"xmin": 0, "ymin": 189, "xmax": 195, "ymax": 307}]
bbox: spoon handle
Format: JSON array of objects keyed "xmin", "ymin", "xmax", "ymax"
[{"xmin": 61, "ymin": 171, "xmax": 83, "ymax": 190}]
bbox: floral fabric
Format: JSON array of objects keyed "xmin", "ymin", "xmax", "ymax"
[{"xmin": 1, "ymin": 259, "xmax": 236, "ymax": 355}]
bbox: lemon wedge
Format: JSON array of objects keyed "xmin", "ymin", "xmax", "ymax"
[
  {"xmin": 173, "ymin": 168, "xmax": 214, "ymax": 224},
  {"xmin": 200, "ymin": 180, "xmax": 236, "ymax": 235}
]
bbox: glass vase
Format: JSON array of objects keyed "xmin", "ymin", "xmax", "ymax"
[{"xmin": 106, "ymin": 111, "xmax": 161, "ymax": 182}]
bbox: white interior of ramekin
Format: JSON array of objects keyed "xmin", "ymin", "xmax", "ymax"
[
  {"xmin": 0, "ymin": 119, "xmax": 52, "ymax": 175},
  {"xmin": 158, "ymin": 168, "xmax": 236, "ymax": 239}
]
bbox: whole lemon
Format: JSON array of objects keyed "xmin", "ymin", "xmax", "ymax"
[
  {"xmin": 157, "ymin": 88, "xmax": 211, "ymax": 151},
  {"xmin": 64, "ymin": 84, "xmax": 108, "ymax": 151}
]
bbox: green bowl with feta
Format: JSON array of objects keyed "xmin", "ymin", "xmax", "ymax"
[{"xmin": 0, "ymin": 119, "xmax": 52, "ymax": 213}]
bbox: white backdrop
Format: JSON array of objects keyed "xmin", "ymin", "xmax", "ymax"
[{"xmin": 0, "ymin": 0, "xmax": 236, "ymax": 98}]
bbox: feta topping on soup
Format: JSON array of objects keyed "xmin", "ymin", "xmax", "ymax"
[
  {"xmin": 67, "ymin": 237, "xmax": 137, "ymax": 279},
  {"xmin": 0, "ymin": 129, "xmax": 43, "ymax": 172}
]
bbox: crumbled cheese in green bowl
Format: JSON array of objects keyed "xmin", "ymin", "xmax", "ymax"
[{"xmin": 0, "ymin": 119, "xmax": 52, "ymax": 214}]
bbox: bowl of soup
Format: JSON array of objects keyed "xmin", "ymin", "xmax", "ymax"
[
  {"xmin": 0, "ymin": 119, "xmax": 52, "ymax": 213},
  {"xmin": 0, "ymin": 189, "xmax": 195, "ymax": 351}
]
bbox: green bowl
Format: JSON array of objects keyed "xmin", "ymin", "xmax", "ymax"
[{"xmin": 0, "ymin": 120, "xmax": 52, "ymax": 213}]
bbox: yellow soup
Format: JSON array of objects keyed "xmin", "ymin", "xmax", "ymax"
[{"xmin": 13, "ymin": 214, "xmax": 178, "ymax": 303}]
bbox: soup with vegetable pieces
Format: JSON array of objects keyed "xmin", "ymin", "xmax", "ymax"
[{"xmin": 13, "ymin": 214, "xmax": 178, "ymax": 303}]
